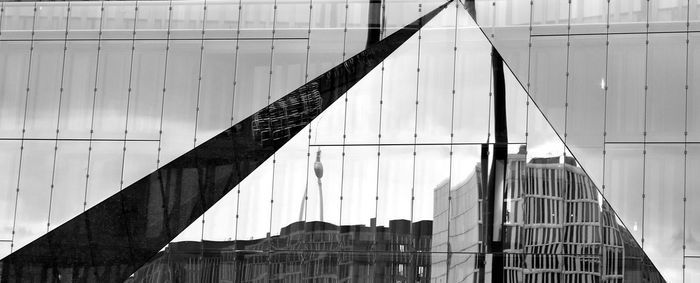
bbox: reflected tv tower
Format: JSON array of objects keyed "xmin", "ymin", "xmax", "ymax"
[{"xmin": 299, "ymin": 148, "xmax": 324, "ymax": 221}]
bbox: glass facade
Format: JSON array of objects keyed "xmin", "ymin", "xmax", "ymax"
[
  {"xmin": 474, "ymin": 1, "xmax": 700, "ymax": 282},
  {"xmin": 0, "ymin": 0, "xmax": 694, "ymax": 282}
]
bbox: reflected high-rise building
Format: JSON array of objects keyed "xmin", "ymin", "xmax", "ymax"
[
  {"xmin": 431, "ymin": 166, "xmax": 484, "ymax": 282},
  {"xmin": 431, "ymin": 146, "xmax": 653, "ymax": 283},
  {"xmin": 514, "ymin": 154, "xmax": 625, "ymax": 282}
]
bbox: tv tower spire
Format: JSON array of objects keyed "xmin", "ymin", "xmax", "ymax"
[{"xmin": 299, "ymin": 148, "xmax": 324, "ymax": 222}]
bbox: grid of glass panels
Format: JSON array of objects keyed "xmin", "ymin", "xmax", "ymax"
[
  {"xmin": 474, "ymin": 0, "xmax": 700, "ymax": 281},
  {"xmin": 0, "ymin": 0, "xmax": 382, "ymax": 256},
  {"xmin": 0, "ymin": 0, "xmax": 670, "ymax": 282},
  {"xmin": 129, "ymin": 1, "xmax": 658, "ymax": 282}
]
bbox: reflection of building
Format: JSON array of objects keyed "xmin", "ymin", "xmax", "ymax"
[
  {"xmin": 431, "ymin": 168, "xmax": 484, "ymax": 282},
  {"xmin": 431, "ymin": 146, "xmax": 650, "ymax": 283},
  {"xmin": 516, "ymin": 155, "xmax": 625, "ymax": 282},
  {"xmin": 128, "ymin": 219, "xmax": 432, "ymax": 283},
  {"xmin": 251, "ymin": 82, "xmax": 322, "ymax": 147}
]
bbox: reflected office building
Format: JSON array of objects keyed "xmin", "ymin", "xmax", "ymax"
[
  {"xmin": 431, "ymin": 146, "xmax": 662, "ymax": 283},
  {"xmin": 129, "ymin": 219, "xmax": 433, "ymax": 282}
]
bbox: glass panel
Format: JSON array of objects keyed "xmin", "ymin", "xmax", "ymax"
[
  {"xmin": 686, "ymin": 145, "xmax": 700, "ymax": 255},
  {"xmin": 0, "ymin": 3, "xmax": 35, "ymax": 40},
  {"xmin": 204, "ymin": 0, "xmax": 239, "ymax": 39},
  {"xmin": 646, "ymin": 33, "xmax": 686, "ymax": 142},
  {"xmin": 170, "ymin": 0, "xmax": 205, "ymax": 39},
  {"xmin": 275, "ymin": 0, "xmax": 310, "ymax": 38},
  {"xmin": 688, "ymin": 258, "xmax": 700, "ymax": 283},
  {"xmin": 644, "ymin": 144, "xmax": 684, "ymax": 282},
  {"xmin": 307, "ymin": 0, "xmax": 347, "ymax": 79},
  {"xmin": 67, "ymin": 2, "xmax": 102, "ymax": 39},
  {"xmin": 430, "ymin": 251, "xmax": 448, "ymax": 282},
  {"xmin": 689, "ymin": 33, "xmax": 700, "ymax": 141},
  {"xmin": 201, "ymin": 184, "xmax": 238, "ymax": 241},
  {"xmin": 239, "ymin": 0, "xmax": 274, "ymax": 38},
  {"xmin": 85, "ymin": 141, "xmax": 124, "ymax": 208},
  {"xmin": 231, "ymin": 40, "xmax": 272, "ymax": 124},
  {"xmin": 415, "ymin": 145, "xmax": 454, "ymax": 254},
  {"xmin": 236, "ymin": 158, "xmax": 273, "ymax": 240},
  {"xmin": 268, "ymin": 132, "xmax": 313, "ymax": 235},
  {"xmin": 127, "ymin": 40, "xmax": 167, "ymax": 140},
  {"xmin": 13, "ymin": 140, "xmax": 54, "ymax": 250},
  {"xmin": 49, "ymin": 142, "xmax": 89, "ymax": 231},
  {"xmin": 492, "ymin": 0, "xmax": 531, "ymax": 29},
  {"xmin": 122, "ymin": 141, "xmax": 157, "ymax": 188},
  {"xmin": 160, "ymin": 39, "xmax": 200, "ymax": 165},
  {"xmin": 491, "ymin": 0, "xmax": 531, "ymax": 86},
  {"xmin": 453, "ymin": 18, "xmax": 491, "ymax": 143},
  {"xmin": 340, "ymin": 146, "xmax": 377, "ymax": 227},
  {"xmin": 59, "ymin": 40, "xmax": 99, "ymax": 139},
  {"xmin": 0, "ymin": 141, "xmax": 21, "ymax": 239},
  {"xmin": 447, "ymin": 253, "xmax": 481, "ymax": 282},
  {"xmin": 379, "ymin": 35, "xmax": 418, "ymax": 144},
  {"xmin": 101, "ymin": 1, "xmax": 137, "ymax": 39},
  {"xmin": 447, "ymin": 145, "xmax": 481, "ymax": 255},
  {"xmin": 527, "ymin": 100, "xmax": 567, "ymax": 162},
  {"xmin": 529, "ymin": 35, "xmax": 567, "ymax": 136},
  {"xmin": 172, "ymin": 214, "xmax": 203, "ymax": 242},
  {"xmin": 34, "ymin": 2, "xmax": 68, "ymax": 40},
  {"xmin": 527, "ymin": 96, "xmax": 571, "ymax": 156},
  {"xmin": 302, "ymin": 144, "xmax": 342, "ymax": 226},
  {"xmin": 345, "ymin": 0, "xmax": 370, "ymax": 60},
  {"xmin": 570, "ymin": 0, "xmax": 608, "ymax": 34},
  {"xmin": 384, "ymin": 0, "xmax": 420, "ymax": 37},
  {"xmin": 608, "ymin": 0, "xmax": 648, "ymax": 33},
  {"xmin": 344, "ymin": 64, "xmax": 381, "ymax": 145},
  {"xmin": 270, "ymin": 39, "xmax": 307, "ymax": 102},
  {"xmin": 692, "ymin": 0, "xmax": 700, "ymax": 31},
  {"xmin": 0, "ymin": 242, "xmax": 10, "ymax": 259},
  {"xmin": 197, "ymin": 40, "xmax": 237, "ymax": 144},
  {"xmin": 0, "ymin": 41, "xmax": 31, "ymax": 138},
  {"xmin": 606, "ymin": 34, "xmax": 646, "ymax": 142},
  {"xmin": 604, "ymin": 143, "xmax": 644, "ymax": 242},
  {"xmin": 566, "ymin": 35, "xmax": 606, "ymax": 184},
  {"xmin": 531, "ymin": 0, "xmax": 569, "ymax": 35},
  {"xmin": 648, "ymin": 0, "xmax": 687, "ymax": 32},
  {"xmin": 309, "ymin": 96, "xmax": 345, "ymax": 145},
  {"xmin": 474, "ymin": 0, "xmax": 495, "ymax": 45},
  {"xmin": 505, "ymin": 66, "xmax": 528, "ymax": 144},
  {"xmin": 92, "ymin": 40, "xmax": 131, "ymax": 140},
  {"xmin": 450, "ymin": 143, "xmax": 492, "ymax": 257},
  {"xmin": 24, "ymin": 41, "xmax": 64, "ymax": 139},
  {"xmin": 416, "ymin": 7, "xmax": 456, "ymax": 144},
  {"xmin": 375, "ymin": 146, "xmax": 413, "ymax": 227},
  {"xmin": 134, "ymin": 1, "xmax": 171, "ymax": 39}
]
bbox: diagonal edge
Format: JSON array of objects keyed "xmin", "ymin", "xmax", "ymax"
[
  {"xmin": 458, "ymin": 2, "xmax": 667, "ymax": 282},
  {"xmin": 0, "ymin": 1, "xmax": 452, "ymax": 282}
]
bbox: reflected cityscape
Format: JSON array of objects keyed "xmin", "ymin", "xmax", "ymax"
[{"xmin": 127, "ymin": 147, "xmax": 662, "ymax": 282}]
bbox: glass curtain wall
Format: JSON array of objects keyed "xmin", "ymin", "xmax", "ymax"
[
  {"xmin": 124, "ymin": 1, "xmax": 661, "ymax": 282},
  {"xmin": 0, "ymin": 0, "xmax": 682, "ymax": 282},
  {"xmin": 473, "ymin": 0, "xmax": 700, "ymax": 281}
]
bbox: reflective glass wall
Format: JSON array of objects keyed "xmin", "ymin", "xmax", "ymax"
[
  {"xmin": 0, "ymin": 0, "xmax": 683, "ymax": 282},
  {"xmin": 0, "ymin": 0, "xmax": 393, "ymax": 256},
  {"xmin": 474, "ymin": 0, "xmax": 700, "ymax": 281}
]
